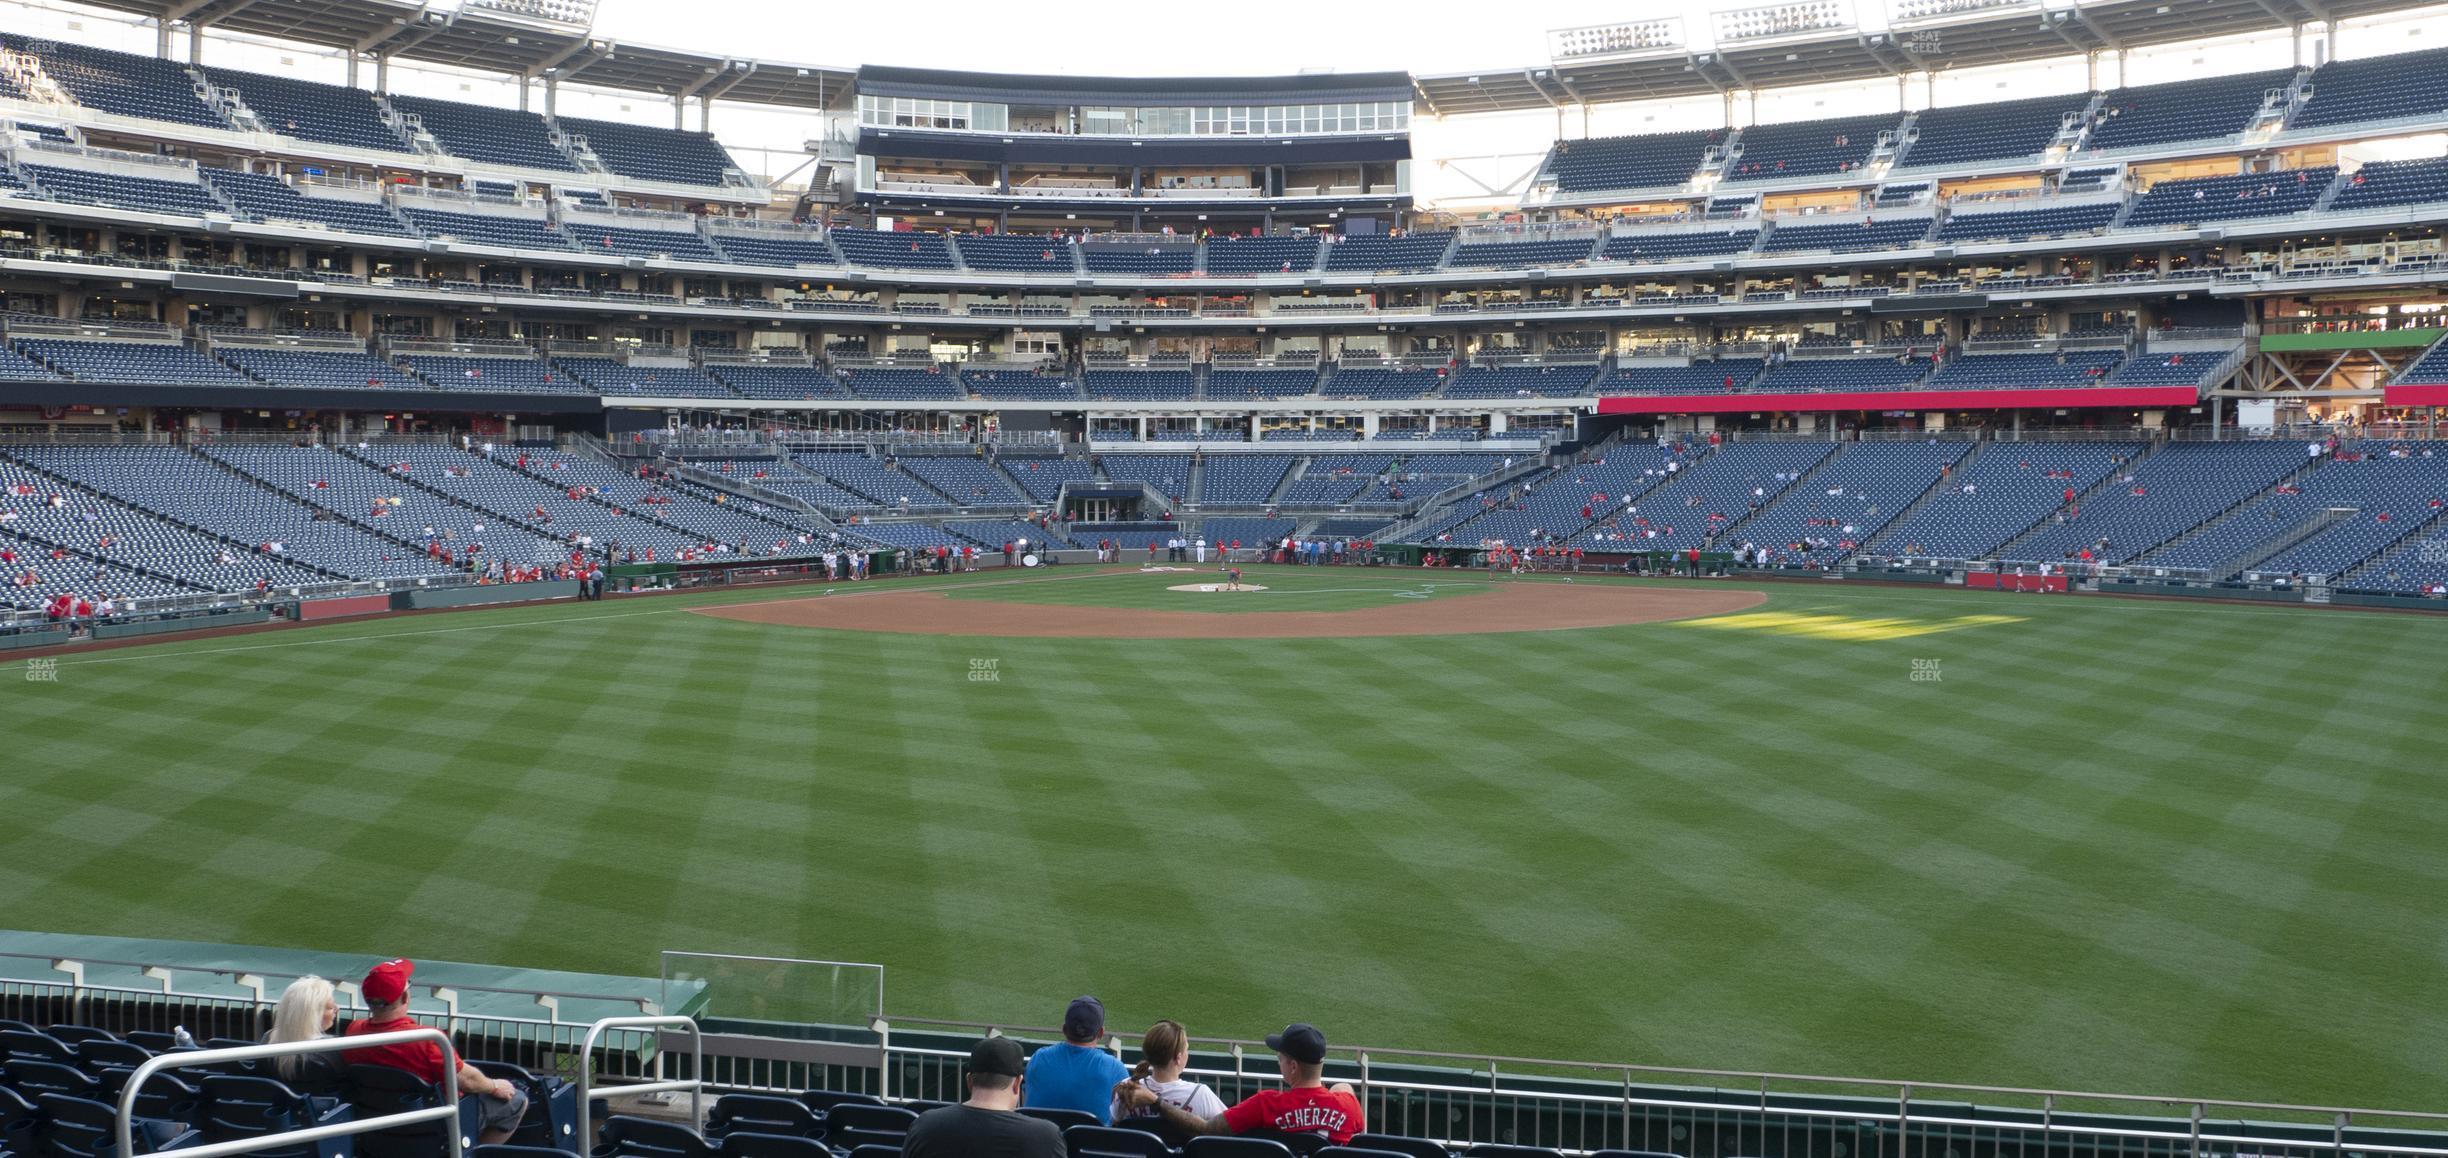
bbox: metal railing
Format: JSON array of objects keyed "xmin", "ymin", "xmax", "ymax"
[
  {"xmin": 116, "ymin": 1031, "xmax": 464, "ymax": 1158},
  {"xmin": 575, "ymin": 1015, "xmax": 704, "ymax": 1142}
]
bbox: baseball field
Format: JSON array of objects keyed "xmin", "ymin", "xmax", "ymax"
[{"xmin": 4, "ymin": 565, "xmax": 2442, "ymax": 1109}]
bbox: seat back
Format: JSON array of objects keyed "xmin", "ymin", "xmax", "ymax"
[
  {"xmin": 467, "ymin": 1062, "xmax": 567, "ymax": 1151},
  {"xmin": 707, "ymin": 1134, "xmax": 825, "ymax": 1158},
  {"xmin": 791, "ymin": 1090, "xmax": 880, "ymax": 1114},
  {"xmin": 1019, "ymin": 1107, "xmax": 1098, "ymax": 1132},
  {"xmin": 30, "ymin": 1095, "xmax": 115, "ymax": 1158},
  {"xmin": 2, "ymin": 1062, "xmax": 99, "ymax": 1101},
  {"xmin": 1350, "ymin": 1135, "xmax": 1451, "ymax": 1158},
  {"xmin": 1064, "ymin": 1124, "xmax": 1174, "ymax": 1158},
  {"xmin": 345, "ymin": 1064, "xmax": 453, "ymax": 1158},
  {"xmin": 1462, "ymin": 1148, "xmax": 1566, "ymax": 1158},
  {"xmin": 199, "ymin": 1074, "xmax": 314, "ymax": 1136},
  {"xmin": 816, "ymin": 1105, "xmax": 913, "ymax": 1152},
  {"xmin": 71, "ymin": 1044, "xmax": 151, "ymax": 1073},
  {"xmin": 703, "ymin": 1095, "xmax": 818, "ymax": 1141},
  {"xmin": 1185, "ymin": 1139, "xmax": 1298, "ymax": 1158},
  {"xmin": 589, "ymin": 1116, "xmax": 707, "ymax": 1158},
  {"xmin": 1320, "ymin": 1149, "xmax": 1422, "ymax": 1158},
  {"xmin": 0, "ymin": 1035, "xmax": 75, "ymax": 1068},
  {"xmin": 37, "ymin": 1031, "xmax": 114, "ymax": 1049}
]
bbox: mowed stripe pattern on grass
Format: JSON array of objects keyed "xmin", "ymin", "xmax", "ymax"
[{"xmin": 1, "ymin": 569, "xmax": 2443, "ymax": 1109}]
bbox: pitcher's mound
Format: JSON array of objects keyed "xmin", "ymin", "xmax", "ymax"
[{"xmin": 1169, "ymin": 583, "xmax": 1268, "ymax": 593}]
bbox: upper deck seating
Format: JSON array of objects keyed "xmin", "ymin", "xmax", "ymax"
[
  {"xmin": 2082, "ymin": 69, "xmax": 2294, "ymax": 151},
  {"xmin": 1541, "ymin": 128, "xmax": 1724, "ymax": 193},
  {"xmin": 201, "ymin": 66, "xmax": 409, "ymax": 153},
  {"xmin": 554, "ymin": 115, "xmax": 740, "ymax": 185},
  {"xmin": 388, "ymin": 94, "xmax": 577, "ymax": 171},
  {"xmin": 1901, "ymin": 93, "xmax": 2090, "ymax": 169}
]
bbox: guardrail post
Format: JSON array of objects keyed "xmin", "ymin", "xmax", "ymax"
[
  {"xmin": 1898, "ymin": 1084, "xmax": 1912, "ymax": 1158},
  {"xmin": 2190, "ymin": 1102, "xmax": 2204, "ymax": 1158},
  {"xmin": 574, "ymin": 1014, "xmax": 704, "ymax": 1147},
  {"xmin": 873, "ymin": 1018, "xmax": 891, "ymax": 1102}
]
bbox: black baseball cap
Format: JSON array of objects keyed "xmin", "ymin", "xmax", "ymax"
[
  {"xmin": 1063, "ymin": 996, "xmax": 1106, "ymax": 1041},
  {"xmin": 1265, "ymin": 1023, "xmax": 1327, "ymax": 1065},
  {"xmin": 967, "ymin": 1036, "xmax": 1026, "ymax": 1078}
]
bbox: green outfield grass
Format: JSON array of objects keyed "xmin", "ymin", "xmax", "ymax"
[{"xmin": 3, "ymin": 567, "xmax": 2443, "ymax": 1108}]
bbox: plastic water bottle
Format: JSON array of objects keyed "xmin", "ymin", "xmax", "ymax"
[{"xmin": 172, "ymin": 1026, "xmax": 199, "ymax": 1049}]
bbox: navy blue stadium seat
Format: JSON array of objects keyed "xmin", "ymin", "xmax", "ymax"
[
  {"xmin": 1540, "ymin": 128, "xmax": 1723, "ymax": 193},
  {"xmin": 0, "ymin": 1061, "xmax": 100, "ymax": 1101},
  {"xmin": 954, "ymin": 234, "xmax": 1078, "ymax": 273},
  {"xmin": 1184, "ymin": 1139, "xmax": 1298, "ymax": 1158},
  {"xmin": 196, "ymin": 1074, "xmax": 349, "ymax": 1158},
  {"xmin": 1348, "ymin": 1141, "xmax": 1448, "ymax": 1158},
  {"xmin": 1461, "ymin": 1146, "xmax": 1566, "ymax": 1158},
  {"xmin": 2083, "ymin": 69, "xmax": 2293, "ymax": 150},
  {"xmin": 2295, "ymin": 46, "xmax": 2448, "ymax": 130},
  {"xmin": 1725, "ymin": 113, "xmax": 1899, "ymax": 181},
  {"xmin": 388, "ymin": 95, "xmax": 575, "ymax": 171},
  {"xmin": 21, "ymin": 165, "xmax": 225, "ymax": 217},
  {"xmin": 0, "ymin": 1034, "xmax": 75, "ymax": 1067},
  {"xmin": 1321, "ymin": 233, "xmax": 1451, "ymax": 272},
  {"xmin": 1599, "ymin": 230, "xmax": 1757, "ymax": 262},
  {"xmin": 1065, "ymin": 1125, "xmax": 1174, "ymax": 1158},
  {"xmin": 2122, "ymin": 168, "xmax": 2333, "ymax": 229},
  {"xmin": 589, "ymin": 1117, "xmax": 706, "ymax": 1158},
  {"xmin": 707, "ymin": 1134, "xmax": 821, "ymax": 1158},
  {"xmin": 468, "ymin": 1061, "xmax": 572, "ymax": 1152},
  {"xmin": 202, "ymin": 66, "xmax": 409, "ymax": 153},
  {"xmin": 1018, "ymin": 1107, "xmax": 1099, "ymax": 1132},
  {"xmin": 553, "ymin": 116, "xmax": 739, "ymax": 186},
  {"xmin": 1935, "ymin": 203, "xmax": 2116, "ymax": 243},
  {"xmin": 0, "ymin": 34, "xmax": 226, "ymax": 128},
  {"xmin": 1206, "ymin": 235, "xmax": 1319, "ymax": 274},
  {"xmin": 198, "ymin": 168, "xmax": 411, "ymax": 236},
  {"xmin": 816, "ymin": 1105, "xmax": 914, "ymax": 1153},
  {"xmin": 793, "ymin": 1090, "xmax": 882, "ymax": 1115},
  {"xmin": 1902, "ymin": 94, "xmax": 2089, "ymax": 169},
  {"xmin": 2329, "ymin": 157, "xmax": 2448, "ymax": 213},
  {"xmin": 345, "ymin": 1063, "xmax": 473, "ymax": 1158}
]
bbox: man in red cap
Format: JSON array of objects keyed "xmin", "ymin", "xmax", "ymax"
[{"xmin": 343, "ymin": 959, "xmax": 528, "ymax": 1144}]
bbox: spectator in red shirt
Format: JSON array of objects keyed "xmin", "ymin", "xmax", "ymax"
[
  {"xmin": 342, "ymin": 960, "xmax": 528, "ymax": 1144},
  {"xmin": 1116, "ymin": 1022, "xmax": 1363, "ymax": 1146}
]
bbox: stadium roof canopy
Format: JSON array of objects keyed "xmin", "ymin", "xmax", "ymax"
[
  {"xmin": 73, "ymin": 0, "xmax": 860, "ymax": 108},
  {"xmin": 1412, "ymin": 0, "xmax": 2431, "ymax": 116},
  {"xmin": 69, "ymin": 0, "xmax": 2439, "ymax": 116}
]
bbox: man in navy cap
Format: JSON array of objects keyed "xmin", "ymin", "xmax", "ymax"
[
  {"xmin": 1021, "ymin": 995, "xmax": 1130, "ymax": 1125},
  {"xmin": 1115, "ymin": 1022, "xmax": 1364, "ymax": 1146}
]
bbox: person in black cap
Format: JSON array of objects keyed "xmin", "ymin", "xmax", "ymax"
[
  {"xmin": 1114, "ymin": 1021, "xmax": 1366, "ymax": 1146},
  {"xmin": 1021, "ymin": 995, "xmax": 1130, "ymax": 1125},
  {"xmin": 903, "ymin": 1036, "xmax": 1065, "ymax": 1158}
]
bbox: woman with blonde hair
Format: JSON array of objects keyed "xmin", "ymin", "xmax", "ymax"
[
  {"xmin": 1109, "ymin": 1020, "xmax": 1224, "ymax": 1144},
  {"xmin": 262, "ymin": 976, "xmax": 346, "ymax": 1096}
]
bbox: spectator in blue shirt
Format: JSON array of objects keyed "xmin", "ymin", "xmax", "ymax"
[{"xmin": 1022, "ymin": 996, "xmax": 1130, "ymax": 1125}]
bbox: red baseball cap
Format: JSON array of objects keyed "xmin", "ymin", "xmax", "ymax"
[{"xmin": 362, "ymin": 959, "xmax": 415, "ymax": 1005}]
